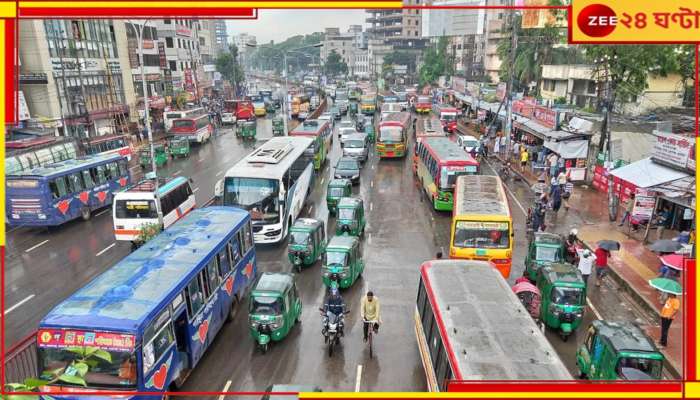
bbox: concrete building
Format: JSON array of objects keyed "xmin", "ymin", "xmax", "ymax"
[
  {"xmin": 366, "ymin": 0, "xmax": 422, "ymax": 39},
  {"xmin": 368, "ymin": 37, "xmax": 427, "ymax": 79},
  {"xmin": 19, "ymin": 19, "xmax": 135, "ymax": 138},
  {"xmin": 212, "ymin": 20, "xmax": 229, "ymax": 55},
  {"xmin": 233, "ymin": 33, "xmax": 256, "ymax": 70},
  {"xmin": 321, "ymin": 30, "xmax": 357, "ymax": 73},
  {"xmin": 354, "ymin": 50, "xmax": 370, "ymax": 78},
  {"xmin": 152, "ymin": 19, "xmax": 203, "ymax": 98}
]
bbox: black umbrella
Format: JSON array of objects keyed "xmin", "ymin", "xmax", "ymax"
[
  {"xmin": 648, "ymin": 239, "xmax": 683, "ymax": 253},
  {"xmin": 597, "ymin": 240, "xmax": 621, "ymax": 251}
]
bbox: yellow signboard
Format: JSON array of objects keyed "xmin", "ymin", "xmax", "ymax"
[{"xmin": 570, "ymin": 0, "xmax": 700, "ymax": 43}]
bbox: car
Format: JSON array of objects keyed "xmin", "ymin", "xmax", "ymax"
[
  {"xmin": 221, "ymin": 112, "xmax": 237, "ymax": 125},
  {"xmin": 330, "ymin": 106, "xmax": 341, "ymax": 120},
  {"xmin": 334, "ymin": 156, "xmax": 361, "ymax": 184},
  {"xmin": 342, "ymin": 133, "xmax": 369, "ymax": 162},
  {"xmin": 457, "ymin": 134, "xmax": 480, "ymax": 153},
  {"xmin": 339, "ymin": 127, "xmax": 359, "ymax": 146},
  {"xmin": 338, "ymin": 120, "xmax": 355, "ymax": 130},
  {"xmin": 318, "ymin": 112, "xmax": 334, "ymax": 128}
]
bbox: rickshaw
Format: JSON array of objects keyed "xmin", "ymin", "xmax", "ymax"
[
  {"xmin": 238, "ymin": 120, "xmax": 257, "ymax": 140},
  {"xmin": 349, "ymin": 102, "xmax": 358, "ymax": 118},
  {"xmin": 139, "ymin": 144, "xmax": 168, "ymax": 169},
  {"xmin": 364, "ymin": 119, "xmax": 376, "ymax": 143},
  {"xmin": 524, "ymin": 232, "xmax": 566, "ymax": 282},
  {"xmin": 265, "ymin": 101, "xmax": 276, "ymax": 114},
  {"xmin": 321, "ymin": 235, "xmax": 364, "ymax": 289},
  {"xmin": 335, "ymin": 197, "xmax": 366, "ymax": 237},
  {"xmin": 536, "ymin": 263, "xmax": 586, "ymax": 341},
  {"xmin": 272, "ymin": 117, "xmax": 285, "ymax": 136},
  {"xmin": 326, "ymin": 179, "xmax": 352, "ymax": 215},
  {"xmin": 248, "ymin": 272, "xmax": 302, "ymax": 354},
  {"xmin": 512, "ymin": 278, "xmax": 541, "ymax": 321},
  {"xmin": 288, "ymin": 218, "xmax": 326, "ymax": 272},
  {"xmin": 167, "ymin": 136, "xmax": 190, "ymax": 158},
  {"xmin": 576, "ymin": 320, "xmax": 664, "ymax": 380}
]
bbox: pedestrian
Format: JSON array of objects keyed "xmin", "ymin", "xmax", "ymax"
[
  {"xmin": 512, "ymin": 141, "xmax": 520, "ymax": 162},
  {"xmin": 594, "ymin": 246, "xmax": 610, "ymax": 287},
  {"xmin": 557, "ymin": 170, "xmax": 568, "ymax": 187},
  {"xmin": 548, "ymin": 153, "xmax": 559, "ymax": 178},
  {"xmin": 656, "ymin": 205, "xmax": 673, "ymax": 240},
  {"xmin": 658, "ymin": 293, "xmax": 680, "ymax": 348},
  {"xmin": 412, "ymin": 117, "xmax": 417, "ymax": 133},
  {"xmin": 520, "ymin": 148, "xmax": 529, "ymax": 172},
  {"xmin": 562, "ymin": 180, "xmax": 572, "ymax": 211},
  {"xmin": 577, "ymin": 249, "xmax": 596, "ymax": 287},
  {"xmin": 551, "ymin": 183, "xmax": 562, "ymax": 213},
  {"xmin": 619, "ymin": 193, "xmax": 636, "ymax": 227}
]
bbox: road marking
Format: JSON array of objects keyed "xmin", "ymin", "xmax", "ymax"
[
  {"xmin": 5, "ymin": 294, "xmax": 35, "ymax": 315},
  {"xmin": 25, "ymin": 239, "xmax": 49, "ymax": 253},
  {"xmin": 198, "ymin": 158, "xmax": 204, "ymax": 163},
  {"xmin": 371, "ymin": 181, "xmax": 374, "ymax": 188},
  {"xmin": 586, "ymin": 297, "xmax": 602, "ymax": 320},
  {"xmin": 193, "ymin": 187, "xmax": 200, "ymax": 193},
  {"xmin": 216, "ymin": 170, "xmax": 224, "ymax": 177},
  {"xmin": 321, "ymin": 177, "xmax": 325, "ymax": 185},
  {"xmin": 355, "ymin": 364, "xmax": 363, "ymax": 392},
  {"xmin": 368, "ymin": 233, "xmax": 372, "ymax": 244},
  {"xmin": 218, "ymin": 380, "xmax": 232, "ymax": 400},
  {"xmin": 370, "ymin": 202, "xmax": 373, "ymax": 211},
  {"xmin": 95, "ymin": 208, "xmax": 111, "ymax": 217},
  {"xmin": 371, "ymin": 165, "xmax": 375, "ymax": 170},
  {"xmin": 96, "ymin": 243, "xmax": 116, "ymax": 257},
  {"xmin": 485, "ymin": 159, "xmax": 527, "ymax": 215},
  {"xmin": 172, "ymin": 170, "xmax": 182, "ymax": 176}
]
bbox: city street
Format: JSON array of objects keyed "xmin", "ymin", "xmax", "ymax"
[{"xmin": 5, "ymin": 98, "xmax": 665, "ymax": 391}]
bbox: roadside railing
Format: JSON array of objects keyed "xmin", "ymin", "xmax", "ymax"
[{"xmin": 4, "ymin": 331, "xmax": 38, "ymax": 386}]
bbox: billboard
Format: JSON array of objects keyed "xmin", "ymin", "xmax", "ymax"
[{"xmin": 517, "ymin": 0, "xmax": 561, "ymax": 29}]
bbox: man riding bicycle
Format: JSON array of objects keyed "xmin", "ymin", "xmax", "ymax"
[{"xmin": 361, "ymin": 290, "xmax": 381, "ymax": 342}]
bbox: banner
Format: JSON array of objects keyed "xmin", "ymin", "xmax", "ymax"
[
  {"xmin": 158, "ymin": 42, "xmax": 167, "ymax": 69},
  {"xmin": 632, "ymin": 188, "xmax": 656, "ymax": 220},
  {"xmin": 496, "ymin": 82, "xmax": 506, "ymax": 101},
  {"xmin": 651, "ymin": 131, "xmax": 695, "ymax": 173}
]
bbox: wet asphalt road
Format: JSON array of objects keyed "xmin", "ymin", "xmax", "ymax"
[{"xmin": 5, "ymin": 100, "xmax": 661, "ymax": 392}]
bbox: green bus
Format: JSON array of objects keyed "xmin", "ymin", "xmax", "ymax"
[{"xmin": 289, "ymin": 119, "xmax": 332, "ymax": 170}]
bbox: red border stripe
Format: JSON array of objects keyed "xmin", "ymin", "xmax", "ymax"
[
  {"xmin": 19, "ymin": 7, "xmax": 256, "ymax": 17},
  {"xmin": 445, "ymin": 382, "xmax": 683, "ymax": 392},
  {"xmin": 685, "ymin": 257, "xmax": 696, "ymax": 380},
  {"xmin": 5, "ymin": 19, "xmax": 15, "ymax": 124}
]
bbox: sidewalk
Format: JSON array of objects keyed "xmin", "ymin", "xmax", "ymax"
[{"xmin": 490, "ymin": 150, "xmax": 684, "ymax": 378}]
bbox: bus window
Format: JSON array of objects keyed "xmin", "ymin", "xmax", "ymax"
[
  {"xmin": 243, "ymin": 222, "xmax": 253, "ymax": 252},
  {"xmin": 143, "ymin": 310, "xmax": 175, "ymax": 373},
  {"xmin": 230, "ymin": 237, "xmax": 242, "ymax": 264},
  {"xmin": 67, "ymin": 173, "xmax": 84, "ymax": 193},
  {"xmin": 186, "ymin": 277, "xmax": 205, "ymax": 317},
  {"xmin": 417, "ymin": 280, "xmax": 428, "ymax": 319},
  {"xmin": 429, "ymin": 320, "xmax": 441, "ymax": 368},
  {"xmin": 107, "ymin": 162, "xmax": 119, "ymax": 180},
  {"xmin": 436, "ymin": 346, "xmax": 448, "ymax": 385},
  {"xmin": 49, "ymin": 176, "xmax": 68, "ymax": 199},
  {"xmin": 218, "ymin": 247, "xmax": 232, "ymax": 276},
  {"xmin": 82, "ymin": 169, "xmax": 95, "ymax": 189},
  {"xmin": 161, "ymin": 193, "xmax": 175, "ymax": 216},
  {"xmin": 118, "ymin": 159, "xmax": 128, "ymax": 176},
  {"xmin": 93, "ymin": 164, "xmax": 107, "ymax": 185},
  {"xmin": 206, "ymin": 259, "xmax": 221, "ymax": 293}
]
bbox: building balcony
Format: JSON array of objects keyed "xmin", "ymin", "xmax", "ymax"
[
  {"xmin": 367, "ymin": 25, "xmax": 403, "ymax": 34},
  {"xmin": 541, "ymin": 64, "xmax": 594, "ymax": 80}
]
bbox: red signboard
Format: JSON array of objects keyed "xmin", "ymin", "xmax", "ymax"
[
  {"xmin": 158, "ymin": 42, "xmax": 167, "ymax": 70},
  {"xmin": 37, "ymin": 329, "xmax": 136, "ymax": 351},
  {"xmin": 176, "ymin": 25, "xmax": 192, "ymax": 37},
  {"xmin": 532, "ymin": 105, "xmax": 558, "ymax": 129},
  {"xmin": 142, "ymin": 39, "xmax": 155, "ymax": 49},
  {"xmin": 184, "ymin": 68, "xmax": 193, "ymax": 89}
]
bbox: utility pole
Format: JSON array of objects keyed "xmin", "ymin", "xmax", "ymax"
[
  {"xmin": 596, "ymin": 54, "xmax": 617, "ymax": 221},
  {"xmin": 504, "ymin": 0, "xmax": 518, "ymax": 157},
  {"xmin": 71, "ymin": 22, "xmax": 91, "ymax": 138},
  {"xmin": 189, "ymin": 19, "xmax": 201, "ymax": 104}
]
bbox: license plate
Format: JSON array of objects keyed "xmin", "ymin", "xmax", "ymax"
[{"xmin": 476, "ymin": 249, "xmax": 487, "ymax": 256}]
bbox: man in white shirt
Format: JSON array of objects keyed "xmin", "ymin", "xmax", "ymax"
[{"xmin": 577, "ymin": 249, "xmax": 596, "ymax": 287}]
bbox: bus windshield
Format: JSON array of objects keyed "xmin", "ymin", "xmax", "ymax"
[
  {"xmin": 172, "ymin": 120, "xmax": 195, "ymax": 129},
  {"xmin": 379, "ymin": 127, "xmax": 403, "ymax": 143},
  {"xmin": 441, "ymin": 113, "xmax": 457, "ymax": 121},
  {"xmin": 440, "ymin": 166, "xmax": 478, "ymax": 189},
  {"xmin": 453, "ymin": 221, "xmax": 510, "ymax": 249},
  {"xmin": 115, "ymin": 200, "xmax": 158, "ymax": 219},
  {"xmin": 39, "ymin": 347, "xmax": 137, "ymax": 388},
  {"xmin": 223, "ymin": 177, "xmax": 280, "ymax": 224}
]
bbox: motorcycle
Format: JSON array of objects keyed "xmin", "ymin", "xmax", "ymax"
[
  {"xmin": 499, "ymin": 164, "xmax": 512, "ymax": 181},
  {"xmin": 320, "ymin": 308, "xmax": 350, "ymax": 357}
]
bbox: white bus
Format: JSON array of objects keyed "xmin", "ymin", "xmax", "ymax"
[
  {"xmin": 164, "ymin": 107, "xmax": 206, "ymax": 132},
  {"xmin": 113, "ymin": 176, "xmax": 196, "ymax": 247},
  {"xmin": 218, "ymin": 136, "xmax": 315, "ymax": 244}
]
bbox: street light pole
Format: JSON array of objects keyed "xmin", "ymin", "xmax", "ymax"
[{"xmin": 283, "ymin": 53, "xmax": 289, "ymax": 136}]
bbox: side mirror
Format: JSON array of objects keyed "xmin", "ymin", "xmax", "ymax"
[{"xmin": 214, "ymin": 179, "xmax": 224, "ymax": 198}]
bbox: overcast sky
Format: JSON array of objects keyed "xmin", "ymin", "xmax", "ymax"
[{"xmin": 226, "ymin": 9, "xmax": 366, "ymax": 44}]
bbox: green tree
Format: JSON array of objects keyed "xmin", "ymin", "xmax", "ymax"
[
  {"xmin": 249, "ymin": 33, "xmax": 323, "ymax": 74},
  {"xmin": 325, "ymin": 50, "xmax": 348, "ymax": 76},
  {"xmin": 215, "ymin": 43, "xmax": 244, "ymax": 94},
  {"xmin": 418, "ymin": 37, "xmax": 451, "ymax": 86},
  {"xmin": 382, "ymin": 50, "xmax": 417, "ymax": 76}
]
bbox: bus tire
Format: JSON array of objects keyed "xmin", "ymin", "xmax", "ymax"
[
  {"xmin": 226, "ymin": 296, "xmax": 239, "ymax": 323},
  {"xmin": 81, "ymin": 207, "xmax": 91, "ymax": 221}
]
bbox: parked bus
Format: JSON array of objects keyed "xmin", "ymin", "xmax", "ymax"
[
  {"xmin": 376, "ymin": 111, "xmax": 411, "ymax": 158},
  {"xmin": 360, "ymin": 94, "xmax": 377, "ymax": 115},
  {"xmin": 170, "ymin": 114, "xmax": 213, "ymax": 144},
  {"xmin": 415, "ymin": 96, "xmax": 432, "ymax": 113},
  {"xmin": 113, "ymin": 176, "xmax": 196, "ymax": 246},
  {"xmin": 432, "ymin": 104, "xmax": 458, "ymax": 133},
  {"xmin": 289, "ymin": 119, "xmax": 332, "ymax": 170},
  {"xmin": 164, "ymin": 107, "xmax": 206, "ymax": 132},
  {"xmin": 36, "ymin": 207, "xmax": 257, "ymax": 396},
  {"xmin": 220, "ymin": 136, "xmax": 314, "ymax": 244},
  {"xmin": 83, "ymin": 134, "xmax": 132, "ymax": 161},
  {"xmin": 414, "ymin": 137, "xmax": 479, "ymax": 211},
  {"xmin": 6, "ymin": 154, "xmax": 130, "ymax": 227},
  {"xmin": 6, "ymin": 137, "xmax": 79, "ymax": 176},
  {"xmin": 450, "ymin": 175, "xmax": 513, "ymax": 278},
  {"xmin": 415, "ymin": 259, "xmax": 571, "ymax": 391}
]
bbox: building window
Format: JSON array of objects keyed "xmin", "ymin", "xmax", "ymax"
[
  {"xmin": 169, "ymin": 61, "xmax": 177, "ymax": 71},
  {"xmin": 166, "ymin": 37, "xmax": 173, "ymax": 48}
]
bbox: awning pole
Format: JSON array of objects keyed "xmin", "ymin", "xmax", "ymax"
[{"xmin": 643, "ymin": 195, "xmax": 660, "ymax": 244}]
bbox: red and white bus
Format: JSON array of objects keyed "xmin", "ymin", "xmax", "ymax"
[
  {"xmin": 376, "ymin": 111, "xmax": 411, "ymax": 158},
  {"xmin": 415, "ymin": 259, "xmax": 571, "ymax": 391},
  {"xmin": 415, "ymin": 96, "xmax": 432, "ymax": 113},
  {"xmin": 170, "ymin": 114, "xmax": 213, "ymax": 143},
  {"xmin": 83, "ymin": 134, "xmax": 133, "ymax": 161},
  {"xmin": 224, "ymin": 100, "xmax": 255, "ymax": 121},
  {"xmin": 432, "ymin": 104, "xmax": 458, "ymax": 133}
]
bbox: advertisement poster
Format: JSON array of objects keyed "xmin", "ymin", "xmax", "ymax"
[{"xmin": 632, "ymin": 188, "xmax": 656, "ymax": 219}]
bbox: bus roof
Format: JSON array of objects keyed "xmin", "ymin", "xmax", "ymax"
[
  {"xmin": 290, "ymin": 119, "xmax": 328, "ymax": 135},
  {"xmin": 454, "ymin": 175, "xmax": 510, "ymax": 217},
  {"xmin": 420, "ymin": 260, "xmax": 572, "ymax": 380},
  {"xmin": 422, "ymin": 137, "xmax": 478, "ymax": 165},
  {"xmin": 40, "ymin": 207, "xmax": 250, "ymax": 333},
  {"xmin": 8, "ymin": 154, "xmax": 124, "ymax": 178},
  {"xmin": 379, "ymin": 112, "xmax": 410, "ymax": 127},
  {"xmin": 435, "ymin": 104, "xmax": 458, "ymax": 112},
  {"xmin": 122, "ymin": 176, "xmax": 189, "ymax": 196},
  {"xmin": 224, "ymin": 136, "xmax": 314, "ymax": 180},
  {"xmin": 83, "ymin": 134, "xmax": 128, "ymax": 145},
  {"xmin": 591, "ymin": 320, "xmax": 661, "ymax": 355}
]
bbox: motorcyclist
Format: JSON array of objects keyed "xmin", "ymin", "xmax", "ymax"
[
  {"xmin": 322, "ymin": 284, "xmax": 346, "ymax": 336},
  {"xmin": 566, "ymin": 228, "xmax": 581, "ymax": 264},
  {"xmin": 500, "ymin": 161, "xmax": 512, "ymax": 180}
]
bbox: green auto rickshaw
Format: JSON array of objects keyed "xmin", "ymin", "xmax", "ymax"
[
  {"xmin": 288, "ymin": 218, "xmax": 326, "ymax": 272},
  {"xmin": 348, "ymin": 102, "xmax": 358, "ymax": 118},
  {"xmin": 265, "ymin": 101, "xmax": 276, "ymax": 114},
  {"xmin": 248, "ymin": 272, "xmax": 302, "ymax": 354},
  {"xmin": 238, "ymin": 121, "xmax": 257, "ymax": 139},
  {"xmin": 524, "ymin": 232, "xmax": 566, "ymax": 282},
  {"xmin": 335, "ymin": 197, "xmax": 366, "ymax": 237},
  {"xmin": 576, "ymin": 320, "xmax": 664, "ymax": 380},
  {"xmin": 326, "ymin": 179, "xmax": 352, "ymax": 216},
  {"xmin": 322, "ymin": 235, "xmax": 364, "ymax": 289},
  {"xmin": 167, "ymin": 136, "xmax": 190, "ymax": 158},
  {"xmin": 272, "ymin": 117, "xmax": 285, "ymax": 136},
  {"xmin": 139, "ymin": 144, "xmax": 168, "ymax": 169},
  {"xmin": 536, "ymin": 263, "xmax": 586, "ymax": 341}
]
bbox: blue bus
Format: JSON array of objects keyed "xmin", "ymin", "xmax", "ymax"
[
  {"xmin": 6, "ymin": 154, "xmax": 130, "ymax": 227},
  {"xmin": 36, "ymin": 207, "xmax": 257, "ymax": 398}
]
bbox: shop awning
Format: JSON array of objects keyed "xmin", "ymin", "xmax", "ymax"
[
  {"xmin": 610, "ymin": 157, "xmax": 690, "ymax": 188},
  {"xmin": 543, "ymin": 139, "xmax": 589, "ymax": 159}
]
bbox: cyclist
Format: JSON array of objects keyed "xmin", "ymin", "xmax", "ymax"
[{"xmin": 361, "ymin": 290, "xmax": 382, "ymax": 342}]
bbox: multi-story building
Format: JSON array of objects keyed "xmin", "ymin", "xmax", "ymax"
[
  {"xmin": 152, "ymin": 19, "xmax": 202, "ymax": 98},
  {"xmin": 196, "ymin": 20, "xmax": 216, "ymax": 97},
  {"xmin": 233, "ymin": 33, "xmax": 256, "ymax": 70},
  {"xmin": 212, "ymin": 20, "xmax": 229, "ymax": 55},
  {"xmin": 19, "ymin": 19, "xmax": 135, "ymax": 138},
  {"xmin": 368, "ymin": 37, "xmax": 428, "ymax": 79},
  {"xmin": 353, "ymin": 51, "xmax": 370, "ymax": 78},
  {"xmin": 366, "ymin": 0, "xmax": 423, "ymax": 39},
  {"xmin": 321, "ymin": 30, "xmax": 357, "ymax": 74}
]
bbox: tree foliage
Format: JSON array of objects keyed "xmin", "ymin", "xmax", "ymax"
[
  {"xmin": 418, "ymin": 37, "xmax": 452, "ymax": 86},
  {"xmin": 382, "ymin": 50, "xmax": 417, "ymax": 76},
  {"xmin": 215, "ymin": 43, "xmax": 245, "ymax": 93},
  {"xmin": 250, "ymin": 32, "xmax": 323, "ymax": 74},
  {"xmin": 325, "ymin": 50, "xmax": 348, "ymax": 76}
]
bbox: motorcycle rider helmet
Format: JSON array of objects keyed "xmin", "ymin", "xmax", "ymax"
[{"xmin": 570, "ymin": 228, "xmax": 578, "ymax": 236}]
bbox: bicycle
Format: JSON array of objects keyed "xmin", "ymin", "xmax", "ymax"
[{"xmin": 364, "ymin": 319, "xmax": 379, "ymax": 359}]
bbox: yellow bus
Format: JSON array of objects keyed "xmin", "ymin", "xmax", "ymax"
[{"xmin": 449, "ymin": 175, "xmax": 513, "ymax": 278}]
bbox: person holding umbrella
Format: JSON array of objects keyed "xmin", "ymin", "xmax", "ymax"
[
  {"xmin": 659, "ymin": 293, "xmax": 680, "ymax": 348},
  {"xmin": 594, "ymin": 240, "xmax": 619, "ymax": 287}
]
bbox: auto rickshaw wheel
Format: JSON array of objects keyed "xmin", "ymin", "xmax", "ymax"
[
  {"xmin": 260, "ymin": 342, "xmax": 268, "ymax": 354},
  {"xmin": 561, "ymin": 332, "xmax": 570, "ymax": 342},
  {"xmin": 295, "ymin": 264, "xmax": 302, "ymax": 273}
]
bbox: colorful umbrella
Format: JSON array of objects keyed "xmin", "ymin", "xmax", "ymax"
[
  {"xmin": 648, "ymin": 278, "xmax": 682, "ymax": 295},
  {"xmin": 648, "ymin": 240, "xmax": 683, "ymax": 253},
  {"xmin": 597, "ymin": 240, "xmax": 621, "ymax": 251},
  {"xmin": 512, "ymin": 281, "xmax": 540, "ymax": 295},
  {"xmin": 660, "ymin": 254, "xmax": 686, "ymax": 271}
]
